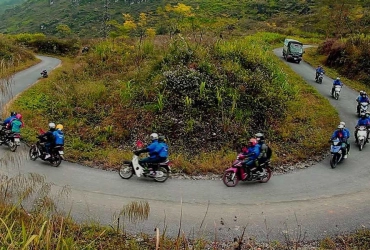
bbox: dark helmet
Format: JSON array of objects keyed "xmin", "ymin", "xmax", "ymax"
[
  {"xmin": 255, "ymin": 132, "xmax": 265, "ymax": 141},
  {"xmin": 10, "ymin": 111, "xmax": 17, "ymax": 116}
]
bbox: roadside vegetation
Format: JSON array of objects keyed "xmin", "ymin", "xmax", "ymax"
[
  {"xmin": 1, "ymin": 169, "xmax": 370, "ymax": 249},
  {"xmin": 304, "ymin": 35, "xmax": 370, "ymax": 94},
  {"xmin": 0, "ymin": 34, "xmax": 39, "ymax": 79},
  {"xmin": 6, "ymin": 32, "xmax": 338, "ymax": 174}
]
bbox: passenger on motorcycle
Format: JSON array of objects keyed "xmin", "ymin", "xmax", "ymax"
[
  {"xmin": 39, "ymin": 123, "xmax": 56, "ymax": 159},
  {"xmin": 254, "ymin": 133, "xmax": 272, "ymax": 176},
  {"xmin": 330, "ymin": 124, "xmax": 349, "ymax": 159},
  {"xmin": 355, "ymin": 113, "xmax": 370, "ymax": 143},
  {"xmin": 53, "ymin": 124, "xmax": 65, "ymax": 147},
  {"xmin": 331, "ymin": 77, "xmax": 343, "ymax": 96},
  {"xmin": 315, "ymin": 65, "xmax": 324, "ymax": 80},
  {"xmin": 356, "ymin": 91, "xmax": 370, "ymax": 114},
  {"xmin": 134, "ymin": 133, "xmax": 167, "ymax": 172},
  {"xmin": 8, "ymin": 114, "xmax": 23, "ymax": 133},
  {"xmin": 339, "ymin": 121, "xmax": 351, "ymax": 153},
  {"xmin": 242, "ymin": 138, "xmax": 261, "ymax": 179}
]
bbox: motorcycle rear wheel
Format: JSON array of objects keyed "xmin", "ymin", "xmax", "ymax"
[
  {"xmin": 29, "ymin": 146, "xmax": 38, "ymax": 161},
  {"xmin": 222, "ymin": 171, "xmax": 239, "ymax": 187},
  {"xmin": 259, "ymin": 168, "xmax": 272, "ymax": 183},
  {"xmin": 335, "ymin": 93, "xmax": 339, "ymax": 100},
  {"xmin": 154, "ymin": 166, "xmax": 169, "ymax": 182},
  {"xmin": 119, "ymin": 163, "xmax": 134, "ymax": 179},
  {"xmin": 330, "ymin": 154, "xmax": 338, "ymax": 169},
  {"xmin": 51, "ymin": 155, "xmax": 62, "ymax": 167}
]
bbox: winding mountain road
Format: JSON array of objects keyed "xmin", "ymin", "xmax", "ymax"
[{"xmin": 1, "ymin": 51, "xmax": 370, "ymax": 242}]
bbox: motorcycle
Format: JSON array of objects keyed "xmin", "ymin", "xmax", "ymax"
[
  {"xmin": 0, "ymin": 130, "xmax": 21, "ymax": 152},
  {"xmin": 358, "ymin": 102, "xmax": 369, "ymax": 116},
  {"xmin": 222, "ymin": 154, "xmax": 272, "ymax": 187},
  {"xmin": 316, "ymin": 72, "xmax": 324, "ymax": 84},
  {"xmin": 40, "ymin": 71, "xmax": 48, "ymax": 78},
  {"xmin": 119, "ymin": 154, "xmax": 171, "ymax": 182},
  {"xmin": 332, "ymin": 85, "xmax": 342, "ymax": 100},
  {"xmin": 329, "ymin": 138, "xmax": 345, "ymax": 168},
  {"xmin": 29, "ymin": 136, "xmax": 64, "ymax": 167},
  {"xmin": 356, "ymin": 126, "xmax": 368, "ymax": 151}
]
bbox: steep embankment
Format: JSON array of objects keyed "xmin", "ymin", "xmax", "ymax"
[
  {"xmin": 0, "ymin": 34, "xmax": 39, "ymax": 79},
  {"xmin": 8, "ymin": 32, "xmax": 338, "ymax": 173}
]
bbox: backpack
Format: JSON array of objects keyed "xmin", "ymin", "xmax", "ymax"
[{"xmin": 54, "ymin": 131, "xmax": 65, "ymax": 145}]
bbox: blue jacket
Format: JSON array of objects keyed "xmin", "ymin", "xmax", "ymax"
[
  {"xmin": 357, "ymin": 118, "xmax": 369, "ymax": 127},
  {"xmin": 316, "ymin": 67, "xmax": 324, "ymax": 73},
  {"xmin": 3, "ymin": 115, "xmax": 16, "ymax": 125},
  {"xmin": 147, "ymin": 140, "xmax": 160, "ymax": 159},
  {"xmin": 53, "ymin": 130, "xmax": 65, "ymax": 145},
  {"xmin": 331, "ymin": 130, "xmax": 347, "ymax": 141},
  {"xmin": 343, "ymin": 128, "xmax": 350, "ymax": 138},
  {"xmin": 333, "ymin": 79, "xmax": 342, "ymax": 86},
  {"xmin": 157, "ymin": 142, "xmax": 169, "ymax": 158},
  {"xmin": 357, "ymin": 96, "xmax": 370, "ymax": 103},
  {"xmin": 245, "ymin": 145, "xmax": 260, "ymax": 161}
]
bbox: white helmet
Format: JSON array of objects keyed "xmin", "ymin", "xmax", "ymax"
[
  {"xmin": 338, "ymin": 124, "xmax": 344, "ymax": 129},
  {"xmin": 150, "ymin": 133, "xmax": 158, "ymax": 140},
  {"xmin": 339, "ymin": 122, "xmax": 345, "ymax": 127},
  {"xmin": 336, "ymin": 77, "xmax": 340, "ymax": 80},
  {"xmin": 48, "ymin": 122, "xmax": 56, "ymax": 129}
]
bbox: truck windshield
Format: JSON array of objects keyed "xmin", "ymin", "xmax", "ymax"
[{"xmin": 289, "ymin": 43, "xmax": 303, "ymax": 53}]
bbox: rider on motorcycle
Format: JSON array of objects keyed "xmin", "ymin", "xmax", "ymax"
[
  {"xmin": 134, "ymin": 133, "xmax": 168, "ymax": 174},
  {"xmin": 356, "ymin": 91, "xmax": 370, "ymax": 114},
  {"xmin": 2, "ymin": 111, "xmax": 17, "ymax": 126},
  {"xmin": 339, "ymin": 121, "xmax": 351, "ymax": 153},
  {"xmin": 315, "ymin": 65, "xmax": 324, "ymax": 80},
  {"xmin": 330, "ymin": 124, "xmax": 349, "ymax": 158},
  {"xmin": 355, "ymin": 113, "xmax": 370, "ymax": 143},
  {"xmin": 331, "ymin": 77, "xmax": 343, "ymax": 96},
  {"xmin": 8, "ymin": 114, "xmax": 23, "ymax": 132},
  {"xmin": 242, "ymin": 138, "xmax": 261, "ymax": 179},
  {"xmin": 39, "ymin": 123, "xmax": 56, "ymax": 159}
]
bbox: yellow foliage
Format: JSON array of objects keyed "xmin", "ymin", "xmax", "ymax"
[{"xmin": 146, "ymin": 28, "xmax": 156, "ymax": 38}]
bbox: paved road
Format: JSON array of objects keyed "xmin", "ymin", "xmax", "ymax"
[{"xmin": 1, "ymin": 51, "xmax": 369, "ymax": 242}]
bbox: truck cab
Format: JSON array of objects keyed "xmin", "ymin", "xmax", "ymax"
[{"xmin": 283, "ymin": 38, "xmax": 304, "ymax": 63}]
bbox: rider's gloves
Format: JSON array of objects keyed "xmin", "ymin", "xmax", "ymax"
[{"xmin": 255, "ymin": 160, "xmax": 259, "ymax": 167}]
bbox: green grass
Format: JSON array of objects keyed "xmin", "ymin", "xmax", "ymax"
[{"xmin": 6, "ymin": 32, "xmax": 338, "ymax": 174}]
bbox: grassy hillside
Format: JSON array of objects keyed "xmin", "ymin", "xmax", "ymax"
[
  {"xmin": 0, "ymin": 0, "xmax": 313, "ymax": 38},
  {"xmin": 0, "ymin": 0, "xmax": 25, "ymax": 14},
  {"xmin": 8, "ymin": 32, "xmax": 338, "ymax": 173},
  {"xmin": 0, "ymin": 34, "xmax": 39, "ymax": 79}
]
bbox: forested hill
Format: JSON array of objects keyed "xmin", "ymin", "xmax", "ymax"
[
  {"xmin": 0, "ymin": 0, "xmax": 314, "ymax": 38},
  {"xmin": 0, "ymin": 0, "xmax": 25, "ymax": 14}
]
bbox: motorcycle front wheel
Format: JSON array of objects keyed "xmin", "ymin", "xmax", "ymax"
[
  {"xmin": 51, "ymin": 155, "xmax": 62, "ymax": 167},
  {"xmin": 335, "ymin": 93, "xmax": 339, "ymax": 100},
  {"xmin": 259, "ymin": 168, "xmax": 272, "ymax": 183},
  {"xmin": 9, "ymin": 141, "xmax": 17, "ymax": 152},
  {"xmin": 29, "ymin": 146, "xmax": 38, "ymax": 161},
  {"xmin": 154, "ymin": 166, "xmax": 170, "ymax": 183},
  {"xmin": 222, "ymin": 170, "xmax": 239, "ymax": 187},
  {"xmin": 330, "ymin": 154, "xmax": 339, "ymax": 169},
  {"xmin": 119, "ymin": 163, "xmax": 134, "ymax": 179},
  {"xmin": 359, "ymin": 140, "xmax": 364, "ymax": 151}
]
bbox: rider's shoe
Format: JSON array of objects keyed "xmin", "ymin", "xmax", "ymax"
[
  {"xmin": 343, "ymin": 154, "xmax": 348, "ymax": 159},
  {"xmin": 149, "ymin": 171, "xmax": 156, "ymax": 177},
  {"xmin": 45, "ymin": 154, "xmax": 51, "ymax": 159}
]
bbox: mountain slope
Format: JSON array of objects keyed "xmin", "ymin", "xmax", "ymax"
[{"xmin": 0, "ymin": 0, "xmax": 312, "ymax": 37}]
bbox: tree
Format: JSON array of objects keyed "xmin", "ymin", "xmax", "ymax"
[{"xmin": 56, "ymin": 24, "xmax": 72, "ymax": 38}]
